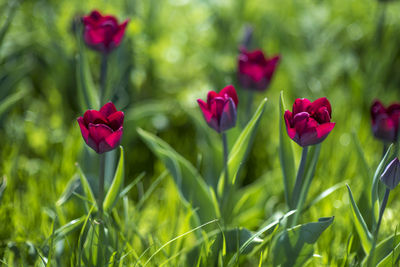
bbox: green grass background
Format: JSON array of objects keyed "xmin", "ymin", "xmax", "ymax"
[{"xmin": 1, "ymin": 0, "xmax": 400, "ymax": 265}]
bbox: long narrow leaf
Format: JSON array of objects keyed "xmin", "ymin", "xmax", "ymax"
[
  {"xmin": 217, "ymin": 98, "xmax": 267, "ymax": 196},
  {"xmin": 346, "ymin": 184, "xmax": 372, "ymax": 253},
  {"xmin": 76, "ymin": 164, "xmax": 97, "ymax": 210},
  {"xmin": 103, "ymin": 146, "xmax": 124, "ymax": 213},
  {"xmin": 279, "ymin": 92, "xmax": 296, "ymax": 207},
  {"xmin": 138, "ymin": 128, "xmax": 220, "ymax": 223},
  {"xmin": 371, "ymin": 144, "xmax": 393, "ymax": 229}
]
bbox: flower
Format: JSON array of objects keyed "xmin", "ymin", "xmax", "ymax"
[
  {"xmin": 77, "ymin": 102, "xmax": 124, "ymax": 153},
  {"xmin": 238, "ymin": 47, "xmax": 280, "ymax": 91},
  {"xmin": 197, "ymin": 85, "xmax": 238, "ymax": 133},
  {"xmin": 370, "ymin": 100, "xmax": 400, "ymax": 143},
  {"xmin": 380, "ymin": 157, "xmax": 400, "ymax": 190},
  {"xmin": 82, "ymin": 10, "xmax": 129, "ymax": 53},
  {"xmin": 284, "ymin": 98, "xmax": 335, "ymax": 147}
]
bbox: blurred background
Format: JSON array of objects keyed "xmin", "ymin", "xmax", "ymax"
[{"xmin": 1, "ymin": 0, "xmax": 400, "ymax": 265}]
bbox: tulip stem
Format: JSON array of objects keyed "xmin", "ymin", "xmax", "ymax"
[
  {"xmin": 222, "ymin": 132, "xmax": 229, "ymax": 186},
  {"xmin": 291, "ymin": 146, "xmax": 309, "ymax": 210},
  {"xmin": 97, "ymin": 153, "xmax": 106, "ymax": 266},
  {"xmin": 375, "ymin": 188, "xmax": 390, "ymax": 239},
  {"xmin": 99, "ymin": 54, "xmax": 108, "ymax": 106}
]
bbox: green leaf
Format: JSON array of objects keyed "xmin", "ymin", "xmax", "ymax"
[
  {"xmin": 227, "ymin": 210, "xmax": 296, "ymax": 266},
  {"xmin": 272, "ymin": 216, "xmax": 334, "ymax": 267},
  {"xmin": 76, "ymin": 164, "xmax": 97, "ymax": 210},
  {"xmin": 371, "ymin": 144, "xmax": 393, "ymax": 229},
  {"xmin": 56, "ymin": 174, "xmax": 80, "ymax": 206},
  {"xmin": 376, "ymin": 239, "xmax": 400, "ymax": 267},
  {"xmin": 137, "ymin": 128, "xmax": 220, "ymax": 223},
  {"xmin": 279, "ymin": 91, "xmax": 296, "ymax": 207},
  {"xmin": 215, "ymin": 228, "xmax": 262, "ymax": 255},
  {"xmin": 351, "ymin": 131, "xmax": 372, "ymax": 187},
  {"xmin": 346, "ymin": 184, "xmax": 373, "ymax": 253},
  {"xmin": 75, "ymin": 24, "xmax": 99, "ymax": 110},
  {"xmin": 54, "ymin": 216, "xmax": 86, "ymax": 241},
  {"xmin": 0, "ymin": 1, "xmax": 17, "ymax": 50},
  {"xmin": 363, "ymin": 234, "xmax": 400, "ymax": 266},
  {"xmin": 103, "ymin": 146, "xmax": 125, "ymax": 213},
  {"xmin": 217, "ymin": 98, "xmax": 267, "ymax": 196},
  {"xmin": 0, "ymin": 88, "xmax": 28, "ymax": 117},
  {"xmin": 0, "ymin": 176, "xmax": 6, "ymax": 204}
]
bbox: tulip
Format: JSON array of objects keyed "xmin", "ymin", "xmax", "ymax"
[
  {"xmin": 197, "ymin": 85, "xmax": 238, "ymax": 133},
  {"xmin": 380, "ymin": 157, "xmax": 400, "ymax": 190},
  {"xmin": 238, "ymin": 47, "xmax": 280, "ymax": 91},
  {"xmin": 77, "ymin": 102, "xmax": 124, "ymax": 153},
  {"xmin": 82, "ymin": 10, "xmax": 129, "ymax": 53},
  {"xmin": 284, "ymin": 98, "xmax": 335, "ymax": 147},
  {"xmin": 370, "ymin": 100, "xmax": 400, "ymax": 143}
]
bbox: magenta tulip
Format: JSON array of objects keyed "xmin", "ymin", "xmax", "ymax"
[
  {"xmin": 82, "ymin": 10, "xmax": 129, "ymax": 53},
  {"xmin": 197, "ymin": 85, "xmax": 238, "ymax": 133},
  {"xmin": 77, "ymin": 102, "xmax": 124, "ymax": 153},
  {"xmin": 238, "ymin": 47, "xmax": 280, "ymax": 91},
  {"xmin": 284, "ymin": 98, "xmax": 335, "ymax": 147},
  {"xmin": 371, "ymin": 100, "xmax": 400, "ymax": 143}
]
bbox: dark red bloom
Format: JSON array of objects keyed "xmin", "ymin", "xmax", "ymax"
[
  {"xmin": 238, "ymin": 47, "xmax": 280, "ymax": 91},
  {"xmin": 82, "ymin": 10, "xmax": 129, "ymax": 53},
  {"xmin": 77, "ymin": 102, "xmax": 124, "ymax": 153},
  {"xmin": 197, "ymin": 85, "xmax": 238, "ymax": 133},
  {"xmin": 371, "ymin": 100, "xmax": 400, "ymax": 143},
  {"xmin": 284, "ymin": 98, "xmax": 335, "ymax": 147}
]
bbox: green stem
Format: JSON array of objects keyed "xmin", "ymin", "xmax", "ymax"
[
  {"xmin": 221, "ymin": 132, "xmax": 230, "ymax": 222},
  {"xmin": 97, "ymin": 153, "xmax": 106, "ymax": 266},
  {"xmin": 222, "ymin": 132, "xmax": 229, "ymax": 182},
  {"xmin": 99, "ymin": 54, "xmax": 108, "ymax": 105},
  {"xmin": 291, "ymin": 146, "xmax": 309, "ymax": 209},
  {"xmin": 375, "ymin": 188, "xmax": 390, "ymax": 239}
]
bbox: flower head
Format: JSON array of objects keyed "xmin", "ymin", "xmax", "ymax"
[
  {"xmin": 77, "ymin": 102, "xmax": 124, "ymax": 153},
  {"xmin": 380, "ymin": 157, "xmax": 400, "ymax": 190},
  {"xmin": 284, "ymin": 98, "xmax": 335, "ymax": 147},
  {"xmin": 371, "ymin": 100, "xmax": 400, "ymax": 143},
  {"xmin": 238, "ymin": 47, "xmax": 280, "ymax": 91},
  {"xmin": 197, "ymin": 85, "xmax": 238, "ymax": 133},
  {"xmin": 82, "ymin": 10, "xmax": 129, "ymax": 53}
]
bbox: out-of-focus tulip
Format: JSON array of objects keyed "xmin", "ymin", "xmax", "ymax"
[
  {"xmin": 238, "ymin": 47, "xmax": 280, "ymax": 91},
  {"xmin": 371, "ymin": 100, "xmax": 400, "ymax": 143},
  {"xmin": 82, "ymin": 10, "xmax": 129, "ymax": 53}
]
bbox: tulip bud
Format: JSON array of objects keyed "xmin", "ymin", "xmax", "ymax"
[
  {"xmin": 82, "ymin": 10, "xmax": 129, "ymax": 53},
  {"xmin": 380, "ymin": 157, "xmax": 400, "ymax": 190},
  {"xmin": 197, "ymin": 85, "xmax": 238, "ymax": 133},
  {"xmin": 237, "ymin": 47, "xmax": 280, "ymax": 91},
  {"xmin": 77, "ymin": 102, "xmax": 124, "ymax": 154},
  {"xmin": 284, "ymin": 97, "xmax": 335, "ymax": 147},
  {"xmin": 370, "ymin": 100, "xmax": 400, "ymax": 143}
]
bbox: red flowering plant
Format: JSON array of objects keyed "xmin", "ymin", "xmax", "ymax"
[
  {"xmin": 75, "ymin": 101, "xmax": 125, "ymax": 265},
  {"xmin": 279, "ymin": 93, "xmax": 335, "ymax": 227},
  {"xmin": 137, "ymin": 85, "xmax": 272, "ymax": 260}
]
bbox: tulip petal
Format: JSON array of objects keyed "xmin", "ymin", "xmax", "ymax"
[
  {"xmin": 293, "ymin": 99, "xmax": 311, "ymax": 114},
  {"xmin": 380, "ymin": 158, "xmax": 400, "ymax": 190},
  {"xmin": 371, "ymin": 100, "xmax": 386, "ymax": 119},
  {"xmin": 284, "ymin": 111, "xmax": 296, "ymax": 139},
  {"xmin": 83, "ymin": 110, "xmax": 107, "ymax": 125},
  {"xmin": 220, "ymin": 98, "xmax": 237, "ymax": 132},
  {"xmin": 308, "ymin": 97, "xmax": 332, "ymax": 116},
  {"xmin": 105, "ymin": 127, "xmax": 123, "ymax": 150},
  {"xmin": 210, "ymin": 97, "xmax": 225, "ymax": 121},
  {"xmin": 100, "ymin": 102, "xmax": 118, "ymax": 117},
  {"xmin": 197, "ymin": 99, "xmax": 219, "ymax": 132},
  {"xmin": 113, "ymin": 19, "xmax": 129, "ymax": 47},
  {"xmin": 316, "ymin": 122, "xmax": 335, "ymax": 138},
  {"xmin": 77, "ymin": 117, "xmax": 89, "ymax": 143},
  {"xmin": 107, "ymin": 111, "xmax": 124, "ymax": 131},
  {"xmin": 88, "ymin": 123, "xmax": 114, "ymax": 153},
  {"xmin": 297, "ymin": 128, "xmax": 318, "ymax": 147},
  {"xmin": 206, "ymin": 91, "xmax": 219, "ymax": 107},
  {"xmin": 219, "ymin": 85, "xmax": 238, "ymax": 107}
]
